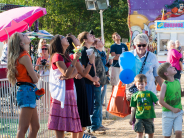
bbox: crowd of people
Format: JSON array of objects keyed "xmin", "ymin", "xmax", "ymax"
[{"xmin": 0, "ymin": 30, "xmax": 184, "ymax": 138}]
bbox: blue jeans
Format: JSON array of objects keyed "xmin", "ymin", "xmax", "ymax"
[
  {"xmin": 89, "ymin": 85, "xmax": 102, "ymax": 132},
  {"xmin": 100, "ymin": 84, "xmax": 107, "ymax": 126},
  {"xmin": 101, "ymin": 84, "xmax": 107, "ymax": 105}
]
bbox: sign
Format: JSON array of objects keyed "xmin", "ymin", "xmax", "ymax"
[{"xmin": 156, "ymin": 20, "xmax": 184, "ymax": 30}]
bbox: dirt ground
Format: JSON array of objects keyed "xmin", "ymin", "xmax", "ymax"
[{"xmin": 65, "ymin": 75, "xmax": 184, "ymax": 138}]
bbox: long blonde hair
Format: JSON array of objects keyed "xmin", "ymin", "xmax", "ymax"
[
  {"xmin": 7, "ymin": 33, "xmax": 23, "ymax": 85},
  {"xmin": 38, "ymin": 39, "xmax": 46, "ymax": 57}
]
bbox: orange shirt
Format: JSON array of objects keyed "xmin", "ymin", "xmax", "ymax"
[{"xmin": 15, "ymin": 51, "xmax": 33, "ymax": 83}]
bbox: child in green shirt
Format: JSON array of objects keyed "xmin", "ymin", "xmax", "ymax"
[
  {"xmin": 157, "ymin": 62, "xmax": 183, "ymax": 138},
  {"xmin": 129, "ymin": 74, "xmax": 158, "ymax": 138}
]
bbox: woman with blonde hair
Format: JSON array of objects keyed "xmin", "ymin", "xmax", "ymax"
[
  {"xmin": 37, "ymin": 39, "xmax": 46, "ymax": 57},
  {"xmin": 7, "ymin": 32, "xmax": 40, "ymax": 138}
]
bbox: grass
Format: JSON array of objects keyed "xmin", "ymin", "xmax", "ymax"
[{"xmin": 0, "ymin": 114, "xmax": 49, "ymax": 137}]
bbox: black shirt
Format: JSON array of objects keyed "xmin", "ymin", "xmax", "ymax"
[{"xmin": 80, "ymin": 46, "xmax": 95, "ymax": 84}]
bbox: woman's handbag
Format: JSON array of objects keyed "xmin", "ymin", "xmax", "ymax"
[
  {"xmin": 126, "ymin": 52, "xmax": 149, "ymax": 100},
  {"xmin": 107, "ymin": 81, "xmax": 131, "ymax": 118}
]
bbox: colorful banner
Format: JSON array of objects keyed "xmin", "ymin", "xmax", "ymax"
[
  {"xmin": 127, "ymin": 0, "xmax": 184, "ymax": 43},
  {"xmin": 156, "ymin": 21, "xmax": 184, "ymax": 29}
]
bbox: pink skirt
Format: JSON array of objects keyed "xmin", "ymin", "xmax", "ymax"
[{"xmin": 48, "ymin": 90, "xmax": 82, "ymax": 133}]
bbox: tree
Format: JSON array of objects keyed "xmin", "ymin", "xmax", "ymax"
[{"xmin": 1, "ymin": 0, "xmax": 129, "ymax": 44}]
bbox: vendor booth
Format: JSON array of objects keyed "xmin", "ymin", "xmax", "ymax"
[{"xmin": 155, "ymin": 20, "xmax": 184, "ymax": 62}]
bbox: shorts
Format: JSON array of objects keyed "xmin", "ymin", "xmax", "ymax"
[
  {"xmin": 16, "ymin": 84, "xmax": 37, "ymax": 108},
  {"xmin": 134, "ymin": 119, "xmax": 154, "ymax": 134},
  {"xmin": 110, "ymin": 67, "xmax": 120, "ymax": 86},
  {"xmin": 162, "ymin": 110, "xmax": 183, "ymax": 136}
]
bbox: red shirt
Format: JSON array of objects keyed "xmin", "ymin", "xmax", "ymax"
[{"xmin": 51, "ymin": 53, "xmax": 74, "ymax": 90}]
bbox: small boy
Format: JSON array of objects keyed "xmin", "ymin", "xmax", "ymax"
[
  {"xmin": 157, "ymin": 62, "xmax": 183, "ymax": 138},
  {"xmin": 129, "ymin": 74, "xmax": 158, "ymax": 138}
]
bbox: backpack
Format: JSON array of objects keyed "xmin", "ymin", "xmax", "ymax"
[{"xmin": 91, "ymin": 47, "xmax": 108, "ymax": 85}]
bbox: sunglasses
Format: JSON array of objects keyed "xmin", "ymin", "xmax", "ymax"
[
  {"xmin": 137, "ymin": 44, "xmax": 147, "ymax": 47},
  {"xmin": 60, "ymin": 36, "xmax": 65, "ymax": 40},
  {"xmin": 42, "ymin": 48, "xmax": 48, "ymax": 50}
]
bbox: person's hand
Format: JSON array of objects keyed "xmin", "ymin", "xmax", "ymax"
[
  {"xmin": 101, "ymin": 86, "xmax": 104, "ymax": 91},
  {"xmin": 93, "ymin": 81, "xmax": 100, "ymax": 87},
  {"xmin": 109, "ymin": 59, "xmax": 113, "ymax": 65},
  {"xmin": 88, "ymin": 53, "xmax": 95, "ymax": 63},
  {"xmin": 59, "ymin": 75, "xmax": 67, "ymax": 80},
  {"xmin": 73, "ymin": 52, "xmax": 81, "ymax": 60},
  {"xmin": 129, "ymin": 119, "xmax": 133, "ymax": 125},
  {"xmin": 35, "ymin": 72, "xmax": 40, "ymax": 79},
  {"xmin": 172, "ymin": 108, "xmax": 181, "ymax": 113},
  {"xmin": 107, "ymin": 48, "xmax": 110, "ymax": 54},
  {"xmin": 75, "ymin": 74, "xmax": 82, "ymax": 79},
  {"xmin": 93, "ymin": 76, "xmax": 99, "ymax": 82}
]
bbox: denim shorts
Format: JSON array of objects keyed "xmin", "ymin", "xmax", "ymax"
[{"xmin": 16, "ymin": 84, "xmax": 37, "ymax": 108}]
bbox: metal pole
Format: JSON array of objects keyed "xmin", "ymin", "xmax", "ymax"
[
  {"xmin": 100, "ymin": 9, "xmax": 109, "ymax": 119},
  {"xmin": 100, "ymin": 10, "xmax": 105, "ymax": 45}
]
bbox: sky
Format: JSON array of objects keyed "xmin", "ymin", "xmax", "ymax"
[{"xmin": 128, "ymin": 0, "xmax": 184, "ymax": 21}]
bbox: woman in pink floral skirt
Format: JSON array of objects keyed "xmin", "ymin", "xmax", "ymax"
[{"xmin": 48, "ymin": 35, "xmax": 82, "ymax": 138}]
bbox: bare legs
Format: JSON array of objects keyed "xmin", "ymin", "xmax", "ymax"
[
  {"xmin": 78, "ymin": 127, "xmax": 86, "ymax": 138},
  {"xmin": 16, "ymin": 107, "xmax": 39, "ymax": 138}
]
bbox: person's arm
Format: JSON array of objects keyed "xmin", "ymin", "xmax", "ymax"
[
  {"xmin": 56, "ymin": 53, "xmax": 81, "ymax": 78},
  {"xmin": 111, "ymin": 52, "xmax": 120, "ymax": 60},
  {"xmin": 106, "ymin": 48, "xmax": 110, "ymax": 61},
  {"xmin": 19, "ymin": 55, "xmax": 38, "ymax": 83},
  {"xmin": 68, "ymin": 67, "xmax": 78, "ymax": 79},
  {"xmin": 110, "ymin": 45, "xmax": 120, "ymax": 60},
  {"xmin": 172, "ymin": 49, "xmax": 182, "ymax": 59},
  {"xmin": 76, "ymin": 53, "xmax": 95, "ymax": 77},
  {"xmin": 155, "ymin": 76, "xmax": 163, "ymax": 87},
  {"xmin": 129, "ymin": 107, "xmax": 136, "ymax": 125},
  {"xmin": 159, "ymin": 83, "xmax": 181, "ymax": 113},
  {"xmin": 35, "ymin": 58, "xmax": 41, "ymax": 71},
  {"xmin": 85, "ymin": 74, "xmax": 99, "ymax": 82}
]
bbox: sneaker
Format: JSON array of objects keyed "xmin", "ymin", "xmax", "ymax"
[
  {"xmin": 83, "ymin": 132, "xmax": 96, "ymax": 138},
  {"xmin": 91, "ymin": 127, "xmax": 106, "ymax": 134},
  {"xmin": 100, "ymin": 125, "xmax": 109, "ymax": 130}
]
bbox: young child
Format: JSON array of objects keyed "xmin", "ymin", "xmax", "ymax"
[
  {"xmin": 157, "ymin": 62, "xmax": 183, "ymax": 138},
  {"xmin": 7, "ymin": 33, "xmax": 40, "ymax": 138},
  {"xmin": 175, "ymin": 40, "xmax": 183, "ymax": 72},
  {"xmin": 129, "ymin": 74, "xmax": 158, "ymax": 138}
]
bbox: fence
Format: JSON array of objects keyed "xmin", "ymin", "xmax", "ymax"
[{"xmin": 0, "ymin": 66, "xmax": 56, "ymax": 138}]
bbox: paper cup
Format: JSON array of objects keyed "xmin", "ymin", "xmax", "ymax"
[{"xmin": 86, "ymin": 49, "xmax": 94, "ymax": 56}]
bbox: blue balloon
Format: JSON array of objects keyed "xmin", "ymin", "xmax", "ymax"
[
  {"xmin": 119, "ymin": 69, "xmax": 135, "ymax": 84},
  {"xmin": 118, "ymin": 52, "xmax": 135, "ymax": 69}
]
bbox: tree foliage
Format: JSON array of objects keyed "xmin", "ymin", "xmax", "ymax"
[{"xmin": 1, "ymin": 0, "xmax": 129, "ymax": 43}]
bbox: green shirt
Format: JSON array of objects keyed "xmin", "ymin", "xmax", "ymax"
[
  {"xmin": 130, "ymin": 90, "xmax": 158, "ymax": 119},
  {"xmin": 163, "ymin": 79, "xmax": 182, "ymax": 111}
]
